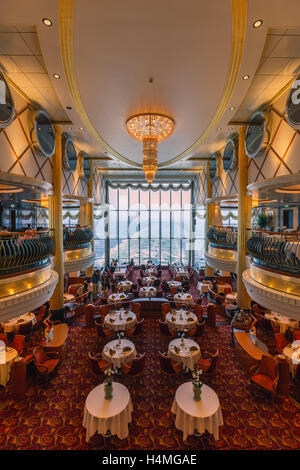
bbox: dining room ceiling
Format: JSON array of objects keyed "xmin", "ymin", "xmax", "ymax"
[{"xmin": 0, "ymin": 0, "xmax": 300, "ymax": 174}]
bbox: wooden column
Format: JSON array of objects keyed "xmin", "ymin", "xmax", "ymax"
[
  {"xmin": 85, "ymin": 161, "xmax": 94, "ymax": 278},
  {"xmin": 49, "ymin": 126, "xmax": 64, "ymax": 320},
  {"xmin": 237, "ymin": 126, "xmax": 251, "ymax": 309},
  {"xmin": 205, "ymin": 161, "xmax": 214, "ymax": 276}
]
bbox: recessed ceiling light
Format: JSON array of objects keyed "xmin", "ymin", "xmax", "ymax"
[
  {"xmin": 253, "ymin": 19, "xmax": 263, "ymax": 29},
  {"xmin": 229, "ymin": 106, "xmax": 235, "ymax": 111},
  {"xmin": 242, "ymin": 74, "xmax": 250, "ymax": 80},
  {"xmin": 80, "ymin": 127, "xmax": 83, "ymax": 131},
  {"xmin": 53, "ymin": 73, "xmax": 60, "ymax": 79},
  {"xmin": 66, "ymin": 106, "xmax": 72, "ymax": 110},
  {"xmin": 68, "ymin": 127, "xmax": 72, "ymax": 130},
  {"xmin": 42, "ymin": 18, "xmax": 52, "ymax": 27}
]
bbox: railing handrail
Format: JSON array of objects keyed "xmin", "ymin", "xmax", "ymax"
[{"xmin": 207, "ymin": 226, "xmax": 237, "ymax": 249}]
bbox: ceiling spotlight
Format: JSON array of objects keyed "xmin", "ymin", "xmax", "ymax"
[
  {"xmin": 80, "ymin": 127, "xmax": 83, "ymax": 131},
  {"xmin": 243, "ymin": 74, "xmax": 250, "ymax": 80},
  {"xmin": 42, "ymin": 18, "xmax": 52, "ymax": 27},
  {"xmin": 53, "ymin": 73, "xmax": 60, "ymax": 79},
  {"xmin": 229, "ymin": 106, "xmax": 235, "ymax": 111},
  {"xmin": 253, "ymin": 19, "xmax": 263, "ymax": 29},
  {"xmin": 66, "ymin": 106, "xmax": 72, "ymax": 110},
  {"xmin": 68, "ymin": 127, "xmax": 72, "ymax": 130}
]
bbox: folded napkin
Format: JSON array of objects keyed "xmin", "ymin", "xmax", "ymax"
[
  {"xmin": 187, "ymin": 317, "xmax": 194, "ymax": 322},
  {"xmin": 171, "ymin": 316, "xmax": 176, "ymax": 322},
  {"xmin": 109, "ymin": 348, "xmax": 115, "ymax": 356},
  {"xmin": 109, "ymin": 318, "xmax": 115, "ymax": 323},
  {"xmin": 126, "ymin": 317, "xmax": 133, "ymax": 321},
  {"xmin": 174, "ymin": 346, "xmax": 180, "ymax": 354},
  {"xmin": 123, "ymin": 346, "xmax": 132, "ymax": 353},
  {"xmin": 190, "ymin": 346, "xmax": 198, "ymax": 352}
]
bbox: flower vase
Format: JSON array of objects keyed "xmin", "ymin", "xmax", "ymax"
[
  {"xmin": 104, "ymin": 382, "xmax": 113, "ymax": 399},
  {"xmin": 193, "ymin": 385, "xmax": 201, "ymax": 401}
]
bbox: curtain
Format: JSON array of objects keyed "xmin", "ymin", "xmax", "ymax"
[{"xmin": 107, "ymin": 182, "xmax": 191, "ymax": 191}]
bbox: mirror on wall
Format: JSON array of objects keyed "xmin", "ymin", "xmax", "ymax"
[
  {"xmin": 31, "ymin": 109, "xmax": 55, "ymax": 158},
  {"xmin": 245, "ymin": 111, "xmax": 269, "ymax": 159},
  {"xmin": 0, "ymin": 70, "xmax": 15, "ymax": 128},
  {"xmin": 222, "ymin": 134, "xmax": 238, "ymax": 173},
  {"xmin": 62, "ymin": 134, "xmax": 77, "ymax": 172},
  {"xmin": 286, "ymin": 75, "xmax": 300, "ymax": 129}
]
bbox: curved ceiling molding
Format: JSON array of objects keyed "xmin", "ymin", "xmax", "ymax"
[
  {"xmin": 59, "ymin": 0, "xmax": 141, "ymax": 168},
  {"xmin": 159, "ymin": 0, "xmax": 247, "ymax": 167},
  {"xmin": 59, "ymin": 0, "xmax": 246, "ymax": 168}
]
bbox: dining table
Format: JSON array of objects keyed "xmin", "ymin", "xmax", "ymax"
[
  {"xmin": 166, "ymin": 309, "xmax": 198, "ymax": 332},
  {"xmin": 171, "ymin": 382, "xmax": 223, "ymax": 441},
  {"xmin": 145, "ymin": 268, "xmax": 157, "ymax": 276},
  {"xmin": 265, "ymin": 312, "xmax": 299, "ymax": 334},
  {"xmin": 139, "ymin": 286, "xmax": 157, "ymax": 298},
  {"xmin": 0, "ymin": 347, "xmax": 18, "ymax": 386},
  {"xmin": 102, "ymin": 339, "xmax": 136, "ymax": 368},
  {"xmin": 83, "ymin": 382, "xmax": 133, "ymax": 441},
  {"xmin": 216, "ymin": 283, "xmax": 232, "ymax": 294},
  {"xmin": 197, "ymin": 282, "xmax": 211, "ymax": 294},
  {"xmin": 117, "ymin": 280, "xmax": 133, "ymax": 292},
  {"xmin": 174, "ymin": 292, "xmax": 194, "ymax": 305},
  {"xmin": 225, "ymin": 292, "xmax": 238, "ymax": 304},
  {"xmin": 1, "ymin": 312, "xmax": 37, "ymax": 334},
  {"xmin": 142, "ymin": 276, "xmax": 156, "ymax": 286},
  {"xmin": 108, "ymin": 292, "xmax": 128, "ymax": 304},
  {"xmin": 282, "ymin": 340, "xmax": 300, "ymax": 377},
  {"xmin": 168, "ymin": 280, "xmax": 182, "ymax": 289},
  {"xmin": 168, "ymin": 338, "xmax": 201, "ymax": 370},
  {"xmin": 104, "ymin": 309, "xmax": 136, "ymax": 331}
]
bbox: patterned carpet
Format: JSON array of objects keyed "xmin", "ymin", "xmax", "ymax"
[{"xmin": 0, "ymin": 270, "xmax": 300, "ymax": 450}]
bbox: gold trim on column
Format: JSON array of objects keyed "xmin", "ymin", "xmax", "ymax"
[
  {"xmin": 59, "ymin": 0, "xmax": 247, "ymax": 167},
  {"xmin": 0, "ymin": 266, "xmax": 51, "ymax": 298}
]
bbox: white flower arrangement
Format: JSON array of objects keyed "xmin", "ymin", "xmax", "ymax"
[
  {"xmin": 117, "ymin": 331, "xmax": 125, "ymax": 339},
  {"xmin": 104, "ymin": 368, "xmax": 116, "ymax": 385},
  {"xmin": 192, "ymin": 368, "xmax": 203, "ymax": 388}
]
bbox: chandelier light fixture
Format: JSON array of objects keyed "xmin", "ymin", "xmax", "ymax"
[{"xmin": 126, "ymin": 113, "xmax": 175, "ymax": 183}]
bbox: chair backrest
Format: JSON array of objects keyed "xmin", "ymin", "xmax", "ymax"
[
  {"xmin": 133, "ymin": 318, "xmax": 144, "ymax": 335},
  {"xmin": 159, "ymin": 319, "xmax": 171, "ymax": 336},
  {"xmin": 131, "ymin": 302, "xmax": 141, "ymax": 317},
  {"xmin": 100, "ymin": 304, "xmax": 109, "ymax": 318},
  {"xmin": 209, "ymin": 349, "xmax": 219, "ymax": 373},
  {"xmin": 11, "ymin": 335, "xmax": 25, "ymax": 355},
  {"xmin": 33, "ymin": 346, "xmax": 48, "ymax": 364},
  {"xmin": 193, "ymin": 320, "xmax": 206, "ymax": 337},
  {"xmin": 194, "ymin": 304, "xmax": 203, "ymax": 318},
  {"xmin": 293, "ymin": 330, "xmax": 300, "ymax": 341},
  {"xmin": 274, "ymin": 333, "xmax": 288, "ymax": 352},
  {"xmin": 171, "ymin": 287, "xmax": 178, "ymax": 296},
  {"xmin": 95, "ymin": 320, "xmax": 107, "ymax": 338},
  {"xmin": 162, "ymin": 303, "xmax": 171, "ymax": 316},
  {"xmin": 127, "ymin": 353, "xmax": 146, "ymax": 375},
  {"xmin": 18, "ymin": 321, "xmax": 33, "ymax": 336},
  {"xmin": 158, "ymin": 351, "xmax": 175, "ymax": 374},
  {"xmin": 88, "ymin": 352, "xmax": 103, "ymax": 376},
  {"xmin": 259, "ymin": 355, "xmax": 279, "ymax": 380}
]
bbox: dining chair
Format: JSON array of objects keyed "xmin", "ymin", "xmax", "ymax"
[
  {"xmin": 88, "ymin": 352, "xmax": 109, "ymax": 376},
  {"xmin": 249, "ymin": 355, "xmax": 279, "ymax": 400},
  {"xmin": 158, "ymin": 351, "xmax": 183, "ymax": 376}
]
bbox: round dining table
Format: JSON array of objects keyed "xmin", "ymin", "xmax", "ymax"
[
  {"xmin": 104, "ymin": 309, "xmax": 136, "ymax": 332},
  {"xmin": 174, "ymin": 293, "xmax": 194, "ymax": 305},
  {"xmin": 83, "ymin": 382, "xmax": 133, "ymax": 441},
  {"xmin": 171, "ymin": 382, "xmax": 223, "ymax": 441},
  {"xmin": 0, "ymin": 347, "xmax": 18, "ymax": 386},
  {"xmin": 265, "ymin": 312, "xmax": 299, "ymax": 334},
  {"xmin": 142, "ymin": 276, "xmax": 156, "ymax": 286},
  {"xmin": 168, "ymin": 338, "xmax": 200, "ymax": 370},
  {"xmin": 117, "ymin": 280, "xmax": 133, "ymax": 292},
  {"xmin": 108, "ymin": 293, "xmax": 128, "ymax": 304},
  {"xmin": 145, "ymin": 268, "xmax": 157, "ymax": 276},
  {"xmin": 139, "ymin": 286, "xmax": 157, "ymax": 298},
  {"xmin": 168, "ymin": 280, "xmax": 182, "ymax": 289},
  {"xmin": 102, "ymin": 339, "xmax": 136, "ymax": 368},
  {"xmin": 283, "ymin": 340, "xmax": 300, "ymax": 377},
  {"xmin": 166, "ymin": 310, "xmax": 197, "ymax": 332},
  {"xmin": 1, "ymin": 312, "xmax": 37, "ymax": 334}
]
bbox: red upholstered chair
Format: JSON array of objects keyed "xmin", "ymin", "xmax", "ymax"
[
  {"xmin": 121, "ymin": 353, "xmax": 146, "ymax": 379},
  {"xmin": 193, "ymin": 304, "xmax": 203, "ymax": 321},
  {"xmin": 170, "ymin": 287, "xmax": 178, "ymax": 297},
  {"xmin": 197, "ymin": 348, "xmax": 219, "ymax": 382},
  {"xmin": 224, "ymin": 287, "xmax": 232, "ymax": 296},
  {"xmin": 274, "ymin": 333, "xmax": 289, "ymax": 354},
  {"xmin": 131, "ymin": 302, "xmax": 141, "ymax": 320},
  {"xmin": 88, "ymin": 352, "xmax": 109, "ymax": 376},
  {"xmin": 293, "ymin": 330, "xmax": 300, "ymax": 341},
  {"xmin": 35, "ymin": 305, "xmax": 46, "ymax": 328},
  {"xmin": 32, "ymin": 346, "xmax": 59, "ymax": 384},
  {"xmin": 158, "ymin": 351, "xmax": 183, "ymax": 376},
  {"xmin": 10, "ymin": 335, "xmax": 25, "ymax": 356},
  {"xmin": 18, "ymin": 321, "xmax": 33, "ymax": 336},
  {"xmin": 95, "ymin": 319, "xmax": 114, "ymax": 341},
  {"xmin": 99, "ymin": 304, "xmax": 109, "ymax": 321},
  {"xmin": 249, "ymin": 355, "xmax": 279, "ymax": 399},
  {"xmin": 0, "ymin": 333, "xmax": 8, "ymax": 345},
  {"xmin": 161, "ymin": 302, "xmax": 171, "ymax": 320},
  {"xmin": 159, "ymin": 319, "xmax": 176, "ymax": 338},
  {"xmin": 127, "ymin": 318, "xmax": 144, "ymax": 337},
  {"xmin": 189, "ymin": 320, "xmax": 206, "ymax": 343}
]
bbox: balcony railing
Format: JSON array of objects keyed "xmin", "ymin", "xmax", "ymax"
[
  {"xmin": 63, "ymin": 226, "xmax": 93, "ymax": 250},
  {"xmin": 247, "ymin": 230, "xmax": 300, "ymax": 274},
  {"xmin": 207, "ymin": 226, "xmax": 237, "ymax": 250},
  {"xmin": 0, "ymin": 231, "xmax": 53, "ymax": 275}
]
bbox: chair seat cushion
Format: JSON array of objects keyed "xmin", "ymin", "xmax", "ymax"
[
  {"xmin": 197, "ymin": 358, "xmax": 211, "ymax": 370},
  {"xmin": 97, "ymin": 359, "xmax": 108, "ymax": 369},
  {"xmin": 37, "ymin": 359, "xmax": 59, "ymax": 373},
  {"xmin": 251, "ymin": 373, "xmax": 275, "ymax": 391}
]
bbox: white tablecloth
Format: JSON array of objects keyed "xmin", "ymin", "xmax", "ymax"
[
  {"xmin": 216, "ymin": 284, "xmax": 232, "ymax": 294},
  {"xmin": 108, "ymin": 293, "xmax": 127, "ymax": 304},
  {"xmin": 266, "ymin": 312, "xmax": 299, "ymax": 334},
  {"xmin": 197, "ymin": 282, "xmax": 211, "ymax": 293},
  {"xmin": 166, "ymin": 310, "xmax": 197, "ymax": 331},
  {"xmin": 175, "ymin": 268, "xmax": 189, "ymax": 278},
  {"xmin": 83, "ymin": 382, "xmax": 133, "ymax": 441},
  {"xmin": 104, "ymin": 310, "xmax": 136, "ymax": 331},
  {"xmin": 174, "ymin": 293, "xmax": 194, "ymax": 305},
  {"xmin": 168, "ymin": 338, "xmax": 200, "ymax": 370},
  {"xmin": 168, "ymin": 281, "xmax": 182, "ymax": 289},
  {"xmin": 139, "ymin": 286, "xmax": 157, "ymax": 298},
  {"xmin": 117, "ymin": 280, "xmax": 132, "ymax": 292},
  {"xmin": 0, "ymin": 347, "xmax": 18, "ymax": 386},
  {"xmin": 142, "ymin": 276, "xmax": 156, "ymax": 286},
  {"xmin": 113, "ymin": 268, "xmax": 126, "ymax": 279},
  {"xmin": 171, "ymin": 382, "xmax": 223, "ymax": 441},
  {"xmin": 102, "ymin": 339, "xmax": 136, "ymax": 368},
  {"xmin": 225, "ymin": 293, "xmax": 237, "ymax": 304},
  {"xmin": 1, "ymin": 312, "xmax": 37, "ymax": 334},
  {"xmin": 283, "ymin": 341, "xmax": 300, "ymax": 377},
  {"xmin": 145, "ymin": 268, "xmax": 157, "ymax": 276}
]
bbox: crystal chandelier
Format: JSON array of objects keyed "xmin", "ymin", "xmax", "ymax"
[{"xmin": 126, "ymin": 113, "xmax": 175, "ymax": 183}]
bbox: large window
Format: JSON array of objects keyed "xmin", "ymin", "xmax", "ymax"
[
  {"xmin": 108, "ymin": 185, "xmax": 192, "ymax": 264},
  {"xmin": 194, "ymin": 205, "xmax": 206, "ymax": 264}
]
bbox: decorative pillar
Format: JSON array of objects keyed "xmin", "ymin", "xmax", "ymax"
[
  {"xmin": 205, "ymin": 161, "xmax": 214, "ymax": 276},
  {"xmin": 237, "ymin": 126, "xmax": 251, "ymax": 309},
  {"xmin": 49, "ymin": 126, "xmax": 64, "ymax": 321},
  {"xmin": 85, "ymin": 161, "xmax": 94, "ymax": 278}
]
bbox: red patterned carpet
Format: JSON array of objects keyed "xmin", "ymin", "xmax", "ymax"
[{"xmin": 0, "ymin": 272, "xmax": 300, "ymax": 450}]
